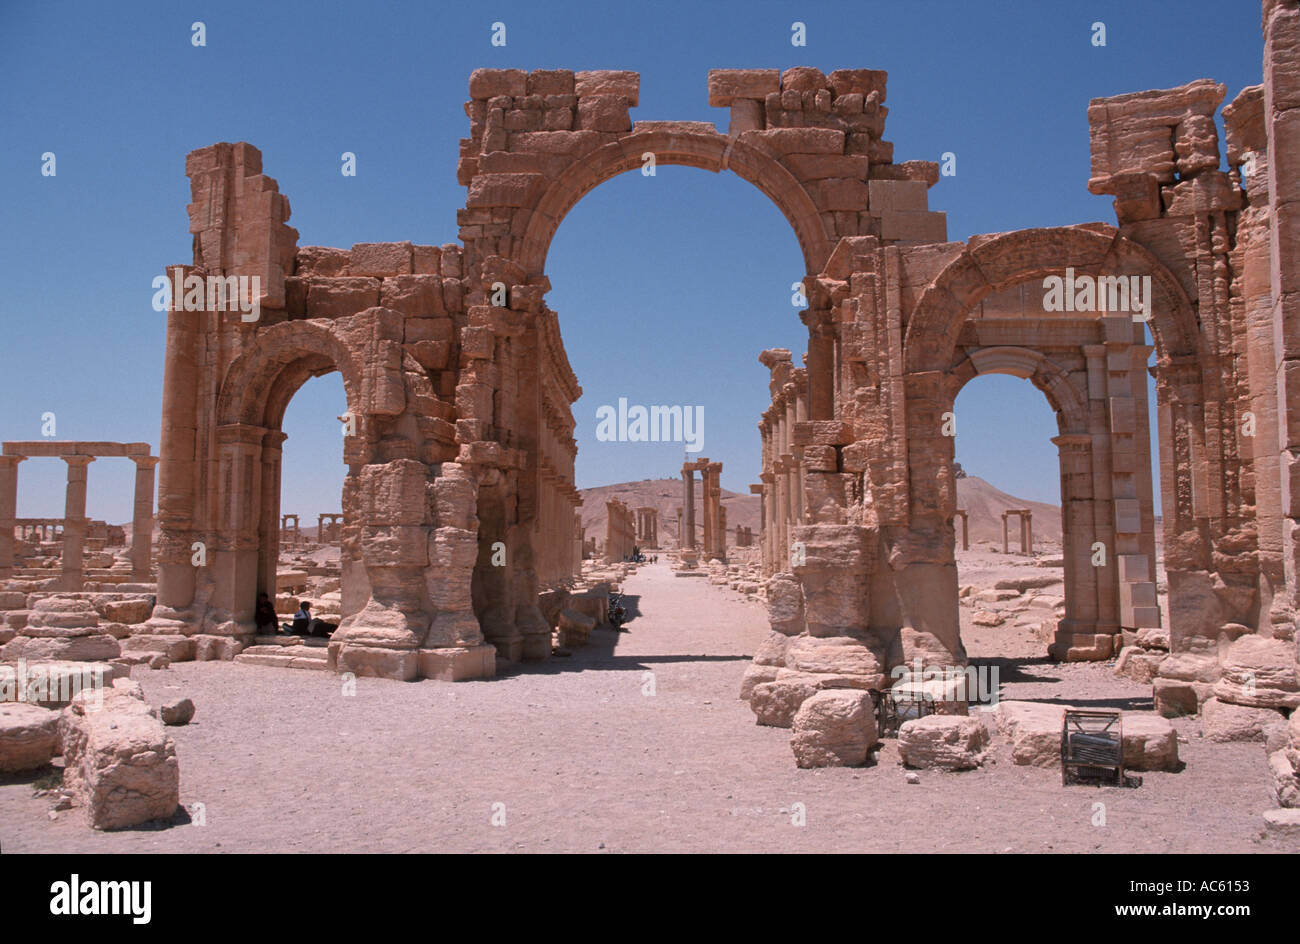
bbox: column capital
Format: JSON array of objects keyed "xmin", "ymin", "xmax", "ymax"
[
  {"xmin": 129, "ymin": 454, "xmax": 161, "ymax": 469},
  {"xmin": 61, "ymin": 455, "xmax": 95, "ymax": 468}
]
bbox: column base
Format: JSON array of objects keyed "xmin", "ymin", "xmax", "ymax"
[
  {"xmin": 328, "ymin": 642, "xmax": 419, "ymax": 680},
  {"xmin": 1049, "ymin": 620, "xmax": 1120, "ymax": 661},
  {"xmin": 418, "ymin": 644, "xmax": 497, "ymax": 681}
]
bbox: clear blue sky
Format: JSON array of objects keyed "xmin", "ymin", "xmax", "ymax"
[{"xmin": 0, "ymin": 0, "xmax": 1264, "ymax": 523}]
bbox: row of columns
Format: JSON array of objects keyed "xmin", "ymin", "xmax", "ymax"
[
  {"xmin": 635, "ymin": 506, "xmax": 658, "ymax": 548},
  {"xmin": 680, "ymin": 458, "xmax": 725, "ymax": 561},
  {"xmin": 757, "ymin": 350, "xmax": 807, "ymax": 577},
  {"xmin": 605, "ymin": 499, "xmax": 636, "ymax": 562},
  {"xmin": 0, "ymin": 451, "xmax": 158, "ymax": 588}
]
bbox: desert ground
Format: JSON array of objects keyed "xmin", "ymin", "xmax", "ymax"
[{"xmin": 2, "ymin": 555, "xmax": 1292, "ymax": 854}]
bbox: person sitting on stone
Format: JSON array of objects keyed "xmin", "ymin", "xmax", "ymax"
[
  {"xmin": 254, "ymin": 593, "xmax": 278, "ymax": 635},
  {"xmin": 293, "ymin": 600, "xmax": 337, "ymax": 639}
]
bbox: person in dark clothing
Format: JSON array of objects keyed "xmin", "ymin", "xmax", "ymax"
[
  {"xmin": 254, "ymin": 593, "xmax": 278, "ymax": 635},
  {"xmin": 291, "ymin": 600, "xmax": 337, "ymax": 639}
]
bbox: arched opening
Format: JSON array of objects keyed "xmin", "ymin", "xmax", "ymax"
[
  {"xmin": 951, "ymin": 372, "xmax": 1068, "ymax": 672},
  {"xmin": 474, "ymin": 157, "xmax": 810, "ymax": 662},
  {"xmin": 209, "ymin": 325, "xmax": 368, "ymax": 643},
  {"xmin": 265, "ymin": 370, "xmax": 349, "ymax": 642}
]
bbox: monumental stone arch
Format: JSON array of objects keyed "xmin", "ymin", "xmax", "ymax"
[
  {"xmin": 898, "ymin": 225, "xmax": 1199, "ymax": 662},
  {"xmin": 142, "ymin": 21, "xmax": 1300, "ymax": 732}
]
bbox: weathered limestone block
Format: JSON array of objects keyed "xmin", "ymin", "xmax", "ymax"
[
  {"xmin": 557, "ymin": 608, "xmax": 596, "ymax": 648},
  {"xmin": 995, "ymin": 701, "xmax": 1067, "ymax": 768},
  {"xmin": 59, "ymin": 681, "xmax": 180, "ymax": 830},
  {"xmin": 1122, "ymin": 715, "xmax": 1180, "ymax": 771},
  {"xmin": 765, "ymin": 573, "xmax": 804, "ymax": 635},
  {"xmin": 899, "ymin": 715, "xmax": 989, "ymax": 770},
  {"xmin": 0, "ymin": 660, "xmax": 120, "ymax": 708},
  {"xmin": 380, "ymin": 274, "xmax": 444, "ymax": 317},
  {"xmin": 707, "ymin": 69, "xmax": 780, "ymax": 106},
  {"xmin": 97, "ymin": 599, "xmax": 153, "ymax": 625},
  {"xmin": 1114, "ymin": 645, "xmax": 1165, "ymax": 683},
  {"xmin": 2, "ymin": 630, "xmax": 121, "ymax": 663},
  {"xmin": 160, "ymin": 698, "xmax": 195, "ymax": 726},
  {"xmin": 295, "ymin": 246, "xmax": 351, "ymax": 277},
  {"xmin": 1270, "ymin": 749, "xmax": 1299, "ymax": 808},
  {"xmin": 1271, "ymin": 711, "xmax": 1300, "ymax": 807},
  {"xmin": 790, "ymin": 690, "xmax": 876, "ymax": 767},
  {"xmin": 1213, "ymin": 635, "xmax": 1300, "ymax": 708},
  {"xmin": 350, "ymin": 242, "xmax": 413, "ymax": 277},
  {"xmin": 121, "ymin": 635, "xmax": 194, "ymax": 662},
  {"xmin": 1087, "ymin": 79, "xmax": 1226, "ymax": 192},
  {"xmin": 305, "ymin": 277, "xmax": 380, "ymax": 319},
  {"xmin": 996, "ymin": 701, "xmax": 1178, "ymax": 771},
  {"xmin": 750, "ymin": 676, "xmax": 819, "ymax": 728},
  {"xmin": 784, "ymin": 634, "xmax": 887, "ymax": 688},
  {"xmin": 1153, "ymin": 678, "xmax": 1209, "ymax": 717},
  {"xmin": 567, "ymin": 590, "xmax": 608, "ymax": 625},
  {"xmin": 738, "ymin": 663, "xmax": 780, "ymax": 701},
  {"xmin": 0, "ymin": 703, "xmax": 59, "ymax": 772},
  {"xmin": 1199, "ymin": 697, "xmax": 1283, "ymax": 742}
]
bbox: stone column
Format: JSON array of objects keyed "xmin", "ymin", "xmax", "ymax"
[
  {"xmin": 955, "ymin": 509, "xmax": 968, "ymax": 550},
  {"xmin": 0, "ymin": 455, "xmax": 24, "ymax": 577},
  {"xmin": 1022, "ymin": 512, "xmax": 1033, "ymax": 555},
  {"xmin": 1001, "ymin": 512, "xmax": 1009, "ymax": 555},
  {"xmin": 61, "ymin": 455, "xmax": 95, "ymax": 591},
  {"xmin": 129, "ymin": 455, "xmax": 159, "ymax": 581},
  {"xmin": 681, "ymin": 467, "xmax": 696, "ymax": 550}
]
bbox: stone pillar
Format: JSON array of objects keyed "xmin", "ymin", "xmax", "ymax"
[
  {"xmin": 955, "ymin": 509, "xmax": 968, "ymax": 550},
  {"xmin": 129, "ymin": 455, "xmax": 159, "ymax": 581},
  {"xmin": 1001, "ymin": 512, "xmax": 1009, "ymax": 555},
  {"xmin": 61, "ymin": 455, "xmax": 94, "ymax": 590},
  {"xmin": 681, "ymin": 467, "xmax": 696, "ymax": 550},
  {"xmin": 0, "ymin": 455, "xmax": 24, "ymax": 577},
  {"xmin": 1022, "ymin": 512, "xmax": 1033, "ymax": 555},
  {"xmin": 259, "ymin": 432, "xmax": 287, "ymax": 600}
]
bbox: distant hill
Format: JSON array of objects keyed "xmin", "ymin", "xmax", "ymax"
[
  {"xmin": 956, "ymin": 476, "xmax": 1062, "ymax": 546},
  {"xmin": 577, "ymin": 478, "xmax": 760, "ymax": 546},
  {"xmin": 576, "ymin": 474, "xmax": 1062, "ymax": 548}
]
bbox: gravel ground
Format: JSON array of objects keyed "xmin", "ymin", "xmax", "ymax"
[{"xmin": 2, "ymin": 559, "xmax": 1294, "ymax": 853}]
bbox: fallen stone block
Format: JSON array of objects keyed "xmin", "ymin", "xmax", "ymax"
[
  {"xmin": 1262, "ymin": 809, "xmax": 1300, "ymax": 836},
  {"xmin": 160, "ymin": 698, "xmax": 195, "ymax": 726},
  {"xmin": 1199, "ymin": 696, "xmax": 1284, "ymax": 742},
  {"xmin": 0, "ymin": 660, "xmax": 122, "ymax": 708},
  {"xmin": 1269, "ymin": 749, "xmax": 1299, "ymax": 808},
  {"xmin": 899, "ymin": 715, "xmax": 989, "ymax": 770},
  {"xmin": 59, "ymin": 681, "xmax": 180, "ymax": 830},
  {"xmin": 1213, "ymin": 635, "xmax": 1300, "ymax": 709},
  {"xmin": 995, "ymin": 701, "xmax": 1179, "ymax": 772},
  {"xmin": 97, "ymin": 599, "xmax": 153, "ymax": 625},
  {"xmin": 750, "ymin": 676, "xmax": 818, "ymax": 728},
  {"xmin": 0, "ymin": 702, "xmax": 59, "ymax": 772},
  {"xmin": 1122, "ymin": 714, "xmax": 1179, "ymax": 771},
  {"xmin": 1114, "ymin": 645, "xmax": 1164, "ymax": 683},
  {"xmin": 995, "ymin": 701, "xmax": 1064, "ymax": 767},
  {"xmin": 738, "ymin": 662, "xmax": 780, "ymax": 701},
  {"xmin": 557, "ymin": 608, "xmax": 596, "ymax": 648},
  {"xmin": 790, "ymin": 690, "xmax": 876, "ymax": 767}
]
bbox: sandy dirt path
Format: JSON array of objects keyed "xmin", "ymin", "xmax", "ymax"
[{"xmin": 2, "ymin": 560, "xmax": 1294, "ymax": 853}]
